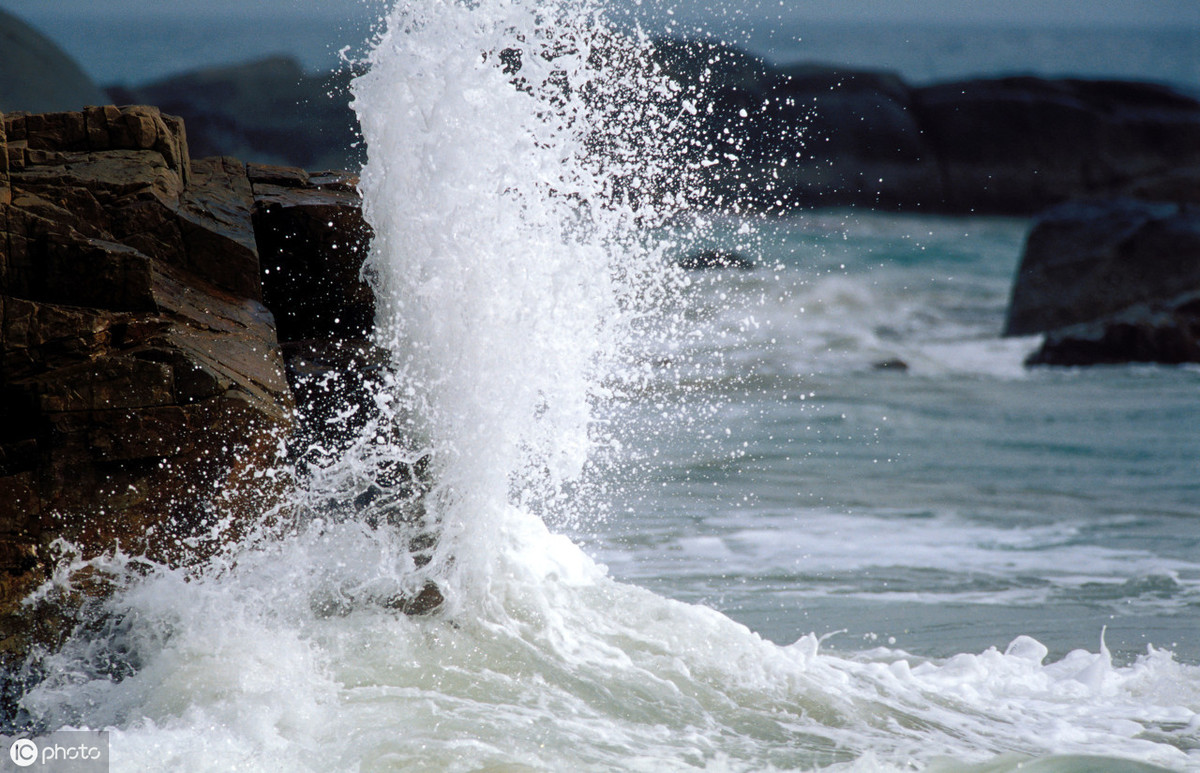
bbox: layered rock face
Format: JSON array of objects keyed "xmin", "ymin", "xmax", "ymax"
[
  {"xmin": 0, "ymin": 106, "xmax": 300, "ymax": 654},
  {"xmin": 0, "ymin": 103, "xmax": 428, "ymax": 664},
  {"xmin": 1005, "ymin": 199, "xmax": 1200, "ymax": 365},
  {"xmin": 249, "ymin": 162, "xmax": 383, "ymax": 465}
]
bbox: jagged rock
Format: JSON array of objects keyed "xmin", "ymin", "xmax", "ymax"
[
  {"xmin": 1, "ymin": 106, "xmax": 295, "ymax": 658},
  {"xmin": 245, "ymin": 165, "xmax": 440, "ymax": 605},
  {"xmin": 1005, "ymin": 198, "xmax": 1200, "ymax": 365},
  {"xmin": 248, "ymin": 162, "xmax": 382, "ymax": 465},
  {"xmin": 0, "ymin": 10, "xmax": 108, "ymax": 114}
]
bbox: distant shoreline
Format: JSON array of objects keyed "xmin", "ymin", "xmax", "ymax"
[{"xmin": 1, "ymin": 5, "xmax": 1196, "ymax": 88}]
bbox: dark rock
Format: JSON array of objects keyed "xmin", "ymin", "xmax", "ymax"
[
  {"xmin": 250, "ymin": 165, "xmax": 374, "ymax": 341},
  {"xmin": 651, "ymin": 39, "xmax": 1200, "ymax": 214},
  {"xmin": 677, "ymin": 249, "xmax": 754, "ymax": 270},
  {"xmin": 912, "ymin": 78, "xmax": 1200, "ymax": 214},
  {"xmin": 280, "ymin": 338, "xmax": 389, "ymax": 464},
  {"xmin": 1026, "ymin": 297, "xmax": 1200, "ymax": 366},
  {"xmin": 1005, "ymin": 197, "xmax": 1200, "ymax": 365},
  {"xmin": 79, "ymin": 42, "xmax": 1200, "ymax": 216},
  {"xmin": 1, "ymin": 106, "xmax": 295, "ymax": 660},
  {"xmin": 872, "ymin": 358, "xmax": 909, "ymax": 372},
  {"xmin": 178, "ymin": 157, "xmax": 261, "ymax": 299},
  {"xmin": 651, "ymin": 38, "xmax": 807, "ymax": 211},
  {"xmin": 1005, "ymin": 198, "xmax": 1200, "ymax": 336},
  {"xmin": 0, "ymin": 10, "xmax": 108, "ymax": 114},
  {"xmin": 1117, "ymin": 165, "xmax": 1200, "ymax": 207},
  {"xmin": 774, "ymin": 66, "xmax": 943, "ymax": 209},
  {"xmin": 383, "ymin": 581, "xmax": 445, "ymax": 616}
]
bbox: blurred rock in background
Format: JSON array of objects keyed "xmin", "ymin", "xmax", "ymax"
[{"xmin": 0, "ymin": 9, "xmax": 107, "ymax": 113}]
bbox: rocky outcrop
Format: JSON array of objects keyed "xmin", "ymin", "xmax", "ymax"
[
  {"xmin": 913, "ymin": 78, "xmax": 1200, "ymax": 215},
  {"xmin": 0, "ymin": 105, "xmax": 451, "ymax": 676},
  {"xmin": 108, "ymin": 56, "xmax": 364, "ymax": 173},
  {"xmin": 652, "ymin": 39, "xmax": 1200, "ymax": 214},
  {"xmin": 0, "ymin": 10, "xmax": 108, "ymax": 114},
  {"xmin": 1004, "ymin": 198, "xmax": 1200, "ymax": 365},
  {"xmin": 245, "ymin": 163, "xmax": 442, "ymax": 614},
  {"xmin": 0, "ymin": 106, "xmax": 297, "ymax": 656},
  {"xmin": 1024, "ymin": 299, "xmax": 1200, "ymax": 366},
  {"xmin": 63, "ymin": 39, "xmax": 1198, "ymax": 217},
  {"xmin": 775, "ymin": 65, "xmax": 943, "ymax": 210}
]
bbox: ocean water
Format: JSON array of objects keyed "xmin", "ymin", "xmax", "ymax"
[
  {"xmin": 3, "ymin": 2, "xmax": 1199, "ymax": 91},
  {"xmin": 589, "ymin": 212, "xmax": 1200, "ymax": 666},
  {"xmin": 7, "ymin": 0, "xmax": 1200, "ymax": 771}
]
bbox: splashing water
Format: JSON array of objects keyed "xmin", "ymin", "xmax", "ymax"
[
  {"xmin": 348, "ymin": 0, "xmax": 695, "ymax": 614},
  {"xmin": 7, "ymin": 0, "xmax": 1199, "ymax": 771}
]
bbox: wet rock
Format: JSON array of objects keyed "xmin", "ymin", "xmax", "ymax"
[
  {"xmin": 382, "ymin": 582, "xmax": 445, "ymax": 616},
  {"xmin": 1026, "ymin": 296, "xmax": 1200, "ymax": 366},
  {"xmin": 1, "ymin": 106, "xmax": 295, "ymax": 658},
  {"xmin": 249, "ymin": 162, "xmax": 383, "ymax": 467},
  {"xmin": 872, "ymin": 358, "xmax": 909, "ymax": 372},
  {"xmin": 1005, "ymin": 198, "xmax": 1200, "ymax": 365},
  {"xmin": 280, "ymin": 338, "xmax": 389, "ymax": 464},
  {"xmin": 250, "ymin": 164, "xmax": 374, "ymax": 342},
  {"xmin": 246, "ymin": 164, "xmax": 441, "ymax": 614}
]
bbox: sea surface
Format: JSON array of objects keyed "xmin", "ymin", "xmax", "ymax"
[
  {"xmin": 4, "ymin": 1, "xmax": 1200, "ymax": 771},
  {"xmin": 2, "ymin": 1, "xmax": 1199, "ymax": 91}
]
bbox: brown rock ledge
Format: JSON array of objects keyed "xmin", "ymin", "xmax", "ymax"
[{"xmin": 1, "ymin": 105, "xmax": 297, "ymax": 658}]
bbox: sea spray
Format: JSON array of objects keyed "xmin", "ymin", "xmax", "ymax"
[{"xmin": 349, "ymin": 0, "xmax": 700, "ymax": 612}]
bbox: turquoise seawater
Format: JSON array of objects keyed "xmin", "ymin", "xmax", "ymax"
[{"xmin": 587, "ymin": 211, "xmax": 1200, "ymax": 666}]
